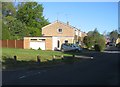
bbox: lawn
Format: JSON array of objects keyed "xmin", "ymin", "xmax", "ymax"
[
  {"xmin": 2, "ymin": 48, "xmax": 83, "ymax": 70},
  {"xmin": 2, "ymin": 48, "xmax": 72, "ymax": 62}
]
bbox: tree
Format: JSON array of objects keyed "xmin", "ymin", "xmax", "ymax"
[
  {"xmin": 83, "ymin": 29, "xmax": 106, "ymax": 51},
  {"xmin": 16, "ymin": 2, "xmax": 49, "ymax": 36},
  {"xmin": 2, "ymin": 2, "xmax": 16, "ymax": 17},
  {"xmin": 2, "ymin": 16, "xmax": 29, "ymax": 40},
  {"xmin": 83, "ymin": 36, "xmax": 94, "ymax": 49},
  {"xmin": 2, "ymin": 22, "xmax": 11, "ymax": 40},
  {"xmin": 109, "ymin": 30, "xmax": 118, "ymax": 43},
  {"xmin": 2, "ymin": 2, "xmax": 49, "ymax": 40},
  {"xmin": 2, "ymin": 2, "xmax": 17, "ymax": 40},
  {"xmin": 0, "ymin": 4, "xmax": 2, "ymax": 40}
]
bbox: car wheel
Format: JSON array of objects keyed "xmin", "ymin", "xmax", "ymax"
[
  {"xmin": 75, "ymin": 49, "xmax": 79, "ymax": 52},
  {"xmin": 61, "ymin": 49, "xmax": 64, "ymax": 52}
]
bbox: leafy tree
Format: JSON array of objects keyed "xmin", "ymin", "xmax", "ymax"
[
  {"xmin": 83, "ymin": 36, "xmax": 94, "ymax": 49},
  {"xmin": 0, "ymin": 4, "xmax": 2, "ymax": 40},
  {"xmin": 83, "ymin": 29, "xmax": 106, "ymax": 51},
  {"xmin": 16, "ymin": 2, "xmax": 49, "ymax": 36},
  {"xmin": 2, "ymin": 2, "xmax": 49, "ymax": 40},
  {"xmin": 109, "ymin": 30, "xmax": 118, "ymax": 43},
  {"xmin": 3, "ymin": 16, "xmax": 28, "ymax": 40},
  {"xmin": 27, "ymin": 27, "xmax": 40, "ymax": 36},
  {"xmin": 2, "ymin": 22, "xmax": 11, "ymax": 40},
  {"xmin": 95, "ymin": 35, "xmax": 106, "ymax": 51},
  {"xmin": 87, "ymin": 31, "xmax": 93, "ymax": 36},
  {"xmin": 2, "ymin": 2, "xmax": 16, "ymax": 17}
]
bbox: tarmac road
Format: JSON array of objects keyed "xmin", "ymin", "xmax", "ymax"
[{"xmin": 2, "ymin": 46, "xmax": 120, "ymax": 85}]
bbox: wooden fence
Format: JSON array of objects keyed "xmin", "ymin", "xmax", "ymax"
[{"xmin": 0, "ymin": 40, "xmax": 24, "ymax": 49}]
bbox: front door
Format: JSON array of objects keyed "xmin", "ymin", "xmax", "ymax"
[{"xmin": 57, "ymin": 40, "xmax": 60, "ymax": 49}]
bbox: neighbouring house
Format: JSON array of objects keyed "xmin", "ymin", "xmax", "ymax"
[
  {"xmin": 24, "ymin": 20, "xmax": 87, "ymax": 50},
  {"xmin": 116, "ymin": 38, "xmax": 120, "ymax": 44},
  {"xmin": 105, "ymin": 37, "xmax": 110, "ymax": 44}
]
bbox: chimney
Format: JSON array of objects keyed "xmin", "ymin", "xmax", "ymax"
[{"xmin": 67, "ymin": 21, "xmax": 69, "ymax": 25}]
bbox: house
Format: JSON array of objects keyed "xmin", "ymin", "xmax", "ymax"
[
  {"xmin": 24, "ymin": 20, "xmax": 87, "ymax": 50},
  {"xmin": 116, "ymin": 38, "xmax": 120, "ymax": 44}
]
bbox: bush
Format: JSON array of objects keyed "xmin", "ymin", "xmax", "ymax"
[
  {"xmin": 38, "ymin": 47, "xmax": 42, "ymax": 50},
  {"xmin": 94, "ymin": 44, "xmax": 101, "ymax": 51},
  {"xmin": 94, "ymin": 43, "xmax": 105, "ymax": 52}
]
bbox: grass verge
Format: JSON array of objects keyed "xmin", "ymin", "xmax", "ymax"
[{"xmin": 2, "ymin": 48, "xmax": 82, "ymax": 70}]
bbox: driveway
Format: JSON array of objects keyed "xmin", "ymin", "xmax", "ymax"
[{"xmin": 2, "ymin": 47, "xmax": 120, "ymax": 85}]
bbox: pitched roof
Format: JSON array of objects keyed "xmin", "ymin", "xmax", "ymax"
[{"xmin": 42, "ymin": 20, "xmax": 79, "ymax": 31}]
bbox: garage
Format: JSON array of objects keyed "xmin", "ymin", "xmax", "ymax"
[
  {"xmin": 24, "ymin": 37, "xmax": 52, "ymax": 50},
  {"xmin": 30, "ymin": 39, "xmax": 45, "ymax": 50}
]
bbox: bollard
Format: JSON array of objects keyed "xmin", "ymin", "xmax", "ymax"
[
  {"xmin": 73, "ymin": 55, "xmax": 75, "ymax": 58},
  {"xmin": 61, "ymin": 55, "xmax": 64, "ymax": 60},
  {"xmin": 53, "ymin": 55, "xmax": 55, "ymax": 59},
  {"xmin": 37, "ymin": 55, "xmax": 41, "ymax": 63},
  {"xmin": 52, "ymin": 58, "xmax": 55, "ymax": 61},
  {"xmin": 14, "ymin": 55, "xmax": 17, "ymax": 62},
  {"xmin": 61, "ymin": 55, "xmax": 64, "ymax": 58}
]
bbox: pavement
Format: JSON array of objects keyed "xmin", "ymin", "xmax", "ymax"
[{"xmin": 2, "ymin": 46, "xmax": 120, "ymax": 85}]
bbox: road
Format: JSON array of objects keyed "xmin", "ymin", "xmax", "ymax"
[{"xmin": 2, "ymin": 46, "xmax": 120, "ymax": 85}]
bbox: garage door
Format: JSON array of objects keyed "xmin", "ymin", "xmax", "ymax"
[{"xmin": 30, "ymin": 41, "xmax": 45, "ymax": 50}]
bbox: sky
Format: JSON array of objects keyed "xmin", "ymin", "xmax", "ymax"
[{"xmin": 38, "ymin": 2, "xmax": 118, "ymax": 34}]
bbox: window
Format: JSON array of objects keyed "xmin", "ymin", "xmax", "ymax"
[
  {"xmin": 31, "ymin": 39, "xmax": 37, "ymax": 41},
  {"xmin": 65, "ymin": 40, "xmax": 68, "ymax": 44},
  {"xmin": 38, "ymin": 39, "xmax": 45, "ymax": 41},
  {"xmin": 58, "ymin": 29, "xmax": 62, "ymax": 33}
]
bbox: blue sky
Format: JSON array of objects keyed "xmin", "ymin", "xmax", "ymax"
[{"xmin": 39, "ymin": 2, "xmax": 118, "ymax": 34}]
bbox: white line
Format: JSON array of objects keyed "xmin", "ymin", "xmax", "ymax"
[
  {"xmin": 19, "ymin": 76, "xmax": 26, "ymax": 79},
  {"xmin": 103, "ymin": 51, "xmax": 120, "ymax": 53},
  {"xmin": 75, "ymin": 55, "xmax": 94, "ymax": 59},
  {"xmin": 18, "ymin": 70, "xmax": 47, "ymax": 79},
  {"xmin": 38, "ymin": 72, "xmax": 41, "ymax": 74}
]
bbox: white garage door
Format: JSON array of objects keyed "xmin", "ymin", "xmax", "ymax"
[{"xmin": 30, "ymin": 41, "xmax": 45, "ymax": 50}]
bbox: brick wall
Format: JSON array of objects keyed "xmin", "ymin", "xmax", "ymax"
[
  {"xmin": 23, "ymin": 38, "xmax": 30, "ymax": 49},
  {"xmin": 42, "ymin": 21, "xmax": 74, "ymax": 37},
  {"xmin": 45, "ymin": 38, "xmax": 52, "ymax": 50}
]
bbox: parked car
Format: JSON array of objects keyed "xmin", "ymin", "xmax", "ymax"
[
  {"xmin": 61, "ymin": 43, "xmax": 82, "ymax": 52},
  {"xmin": 109, "ymin": 42, "xmax": 115, "ymax": 46}
]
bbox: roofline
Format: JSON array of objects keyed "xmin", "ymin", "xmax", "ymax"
[
  {"xmin": 42, "ymin": 20, "xmax": 57, "ymax": 30},
  {"xmin": 42, "ymin": 20, "xmax": 80, "ymax": 31}
]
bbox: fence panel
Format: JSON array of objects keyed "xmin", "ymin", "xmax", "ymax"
[
  {"xmin": 0, "ymin": 40, "xmax": 24, "ymax": 49},
  {"xmin": 16, "ymin": 40, "xmax": 24, "ymax": 48},
  {"xmin": 2, "ymin": 40, "xmax": 7, "ymax": 48},
  {"xmin": 8, "ymin": 40, "xmax": 15, "ymax": 48}
]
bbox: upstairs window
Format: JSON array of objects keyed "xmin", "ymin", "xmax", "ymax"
[{"xmin": 58, "ymin": 29, "xmax": 62, "ymax": 33}]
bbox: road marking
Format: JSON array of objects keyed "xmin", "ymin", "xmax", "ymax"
[
  {"xmin": 75, "ymin": 55, "xmax": 94, "ymax": 59},
  {"xmin": 38, "ymin": 72, "xmax": 41, "ymax": 74},
  {"xmin": 103, "ymin": 51, "xmax": 120, "ymax": 53},
  {"xmin": 18, "ymin": 71, "xmax": 42, "ymax": 79},
  {"xmin": 19, "ymin": 76, "xmax": 26, "ymax": 79}
]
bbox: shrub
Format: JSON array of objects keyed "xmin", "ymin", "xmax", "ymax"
[
  {"xmin": 94, "ymin": 42, "xmax": 105, "ymax": 52},
  {"xmin": 38, "ymin": 47, "xmax": 42, "ymax": 50},
  {"xmin": 94, "ymin": 44, "xmax": 101, "ymax": 51}
]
